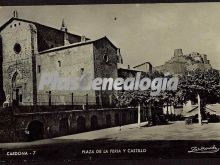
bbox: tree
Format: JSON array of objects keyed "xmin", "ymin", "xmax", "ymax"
[
  {"xmin": 175, "ymin": 68, "xmax": 220, "ymax": 124},
  {"xmin": 116, "ymin": 71, "xmax": 173, "ymax": 126}
]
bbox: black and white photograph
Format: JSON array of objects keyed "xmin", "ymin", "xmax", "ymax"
[{"xmin": 0, "ymin": 2, "xmax": 220, "ymax": 164}]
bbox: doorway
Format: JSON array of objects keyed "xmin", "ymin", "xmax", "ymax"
[
  {"xmin": 12, "ymin": 87, "xmax": 22, "ymax": 106},
  {"xmin": 12, "ymin": 72, "xmax": 22, "ymax": 105}
]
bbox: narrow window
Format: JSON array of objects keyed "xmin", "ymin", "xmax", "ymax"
[
  {"xmin": 38, "ymin": 65, "xmax": 41, "ymax": 73},
  {"xmin": 58, "ymin": 61, "xmax": 61, "ymax": 67},
  {"xmin": 80, "ymin": 68, "xmax": 84, "ymax": 75},
  {"xmin": 103, "ymin": 54, "xmax": 109, "ymax": 63},
  {"xmin": 14, "ymin": 24, "xmax": 16, "ymax": 27}
]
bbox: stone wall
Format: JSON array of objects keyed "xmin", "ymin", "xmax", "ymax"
[
  {"xmin": 36, "ymin": 43, "xmax": 96, "ymax": 105},
  {"xmin": 0, "ymin": 35, "xmax": 5, "ymax": 105},
  {"xmin": 93, "ymin": 38, "xmax": 118, "ymax": 107},
  {"xmin": 154, "ymin": 61, "xmax": 187, "ymax": 75},
  {"xmin": 2, "ymin": 107, "xmax": 146, "ymax": 142}
]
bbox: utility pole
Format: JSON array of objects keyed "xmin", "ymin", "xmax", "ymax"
[
  {"xmin": 138, "ymin": 103, "xmax": 141, "ymax": 128},
  {"xmin": 86, "ymin": 94, "xmax": 88, "ymax": 110},
  {"xmin": 198, "ymin": 94, "xmax": 202, "ymax": 125}
]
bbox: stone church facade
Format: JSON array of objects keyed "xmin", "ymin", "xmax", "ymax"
[{"xmin": 0, "ymin": 12, "xmax": 123, "ymax": 106}]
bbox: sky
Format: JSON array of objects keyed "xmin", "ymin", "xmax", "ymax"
[{"xmin": 0, "ymin": 3, "xmax": 220, "ymax": 70}]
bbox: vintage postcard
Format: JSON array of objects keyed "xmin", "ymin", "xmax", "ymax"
[{"xmin": 0, "ymin": 2, "xmax": 220, "ymax": 164}]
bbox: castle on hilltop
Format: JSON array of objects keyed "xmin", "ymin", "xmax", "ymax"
[{"xmin": 153, "ymin": 49, "xmax": 212, "ymax": 75}]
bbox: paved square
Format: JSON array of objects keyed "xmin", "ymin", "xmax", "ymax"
[
  {"xmin": 2, "ymin": 121, "xmax": 220, "ymax": 149},
  {"xmin": 100, "ymin": 121, "xmax": 220, "ymax": 141}
]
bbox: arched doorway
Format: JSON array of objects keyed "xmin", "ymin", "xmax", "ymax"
[
  {"xmin": 106, "ymin": 114, "xmax": 111, "ymax": 127},
  {"xmin": 59, "ymin": 118, "xmax": 69, "ymax": 136},
  {"xmin": 77, "ymin": 116, "xmax": 86, "ymax": 133},
  {"xmin": 115, "ymin": 113, "xmax": 120, "ymax": 126},
  {"xmin": 27, "ymin": 120, "xmax": 44, "ymax": 141},
  {"xmin": 91, "ymin": 115, "xmax": 98, "ymax": 130},
  {"xmin": 11, "ymin": 72, "xmax": 22, "ymax": 106}
]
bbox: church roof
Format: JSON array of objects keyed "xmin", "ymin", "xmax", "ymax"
[
  {"xmin": 39, "ymin": 36, "xmax": 118, "ymax": 54},
  {"xmin": 0, "ymin": 17, "xmax": 119, "ymax": 54},
  {"xmin": 0, "ymin": 17, "xmax": 88, "ymax": 40}
]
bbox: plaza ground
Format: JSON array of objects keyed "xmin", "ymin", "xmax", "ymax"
[{"xmin": 1, "ymin": 121, "xmax": 220, "ymax": 149}]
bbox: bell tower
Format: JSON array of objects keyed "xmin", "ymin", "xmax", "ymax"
[
  {"xmin": 61, "ymin": 19, "xmax": 67, "ymax": 32},
  {"xmin": 61, "ymin": 19, "xmax": 70, "ymax": 45},
  {"xmin": 13, "ymin": 10, "xmax": 19, "ymax": 18}
]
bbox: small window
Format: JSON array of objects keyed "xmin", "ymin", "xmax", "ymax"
[
  {"xmin": 19, "ymin": 22, "xmax": 21, "ymax": 25},
  {"xmin": 37, "ymin": 65, "xmax": 41, "ymax": 73},
  {"xmin": 14, "ymin": 24, "xmax": 16, "ymax": 27},
  {"xmin": 10, "ymin": 25, "xmax": 12, "ymax": 28},
  {"xmin": 58, "ymin": 61, "xmax": 61, "ymax": 67},
  {"xmin": 80, "ymin": 68, "xmax": 84, "ymax": 75}
]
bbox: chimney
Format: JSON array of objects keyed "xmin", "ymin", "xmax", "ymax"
[
  {"xmin": 81, "ymin": 36, "xmax": 86, "ymax": 42},
  {"xmin": 13, "ymin": 10, "xmax": 18, "ymax": 18},
  {"xmin": 174, "ymin": 49, "xmax": 183, "ymax": 57}
]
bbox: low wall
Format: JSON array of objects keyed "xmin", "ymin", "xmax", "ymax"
[{"xmin": 0, "ymin": 106, "xmax": 148, "ymax": 142}]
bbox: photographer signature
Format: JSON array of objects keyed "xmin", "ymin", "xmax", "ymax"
[{"xmin": 188, "ymin": 145, "xmax": 219, "ymax": 153}]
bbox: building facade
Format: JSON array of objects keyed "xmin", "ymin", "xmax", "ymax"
[{"xmin": 0, "ymin": 12, "xmax": 122, "ymax": 106}]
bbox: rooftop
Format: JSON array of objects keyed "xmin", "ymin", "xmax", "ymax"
[
  {"xmin": 39, "ymin": 36, "xmax": 118, "ymax": 54},
  {"xmin": 0, "ymin": 17, "xmax": 89, "ymax": 40}
]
